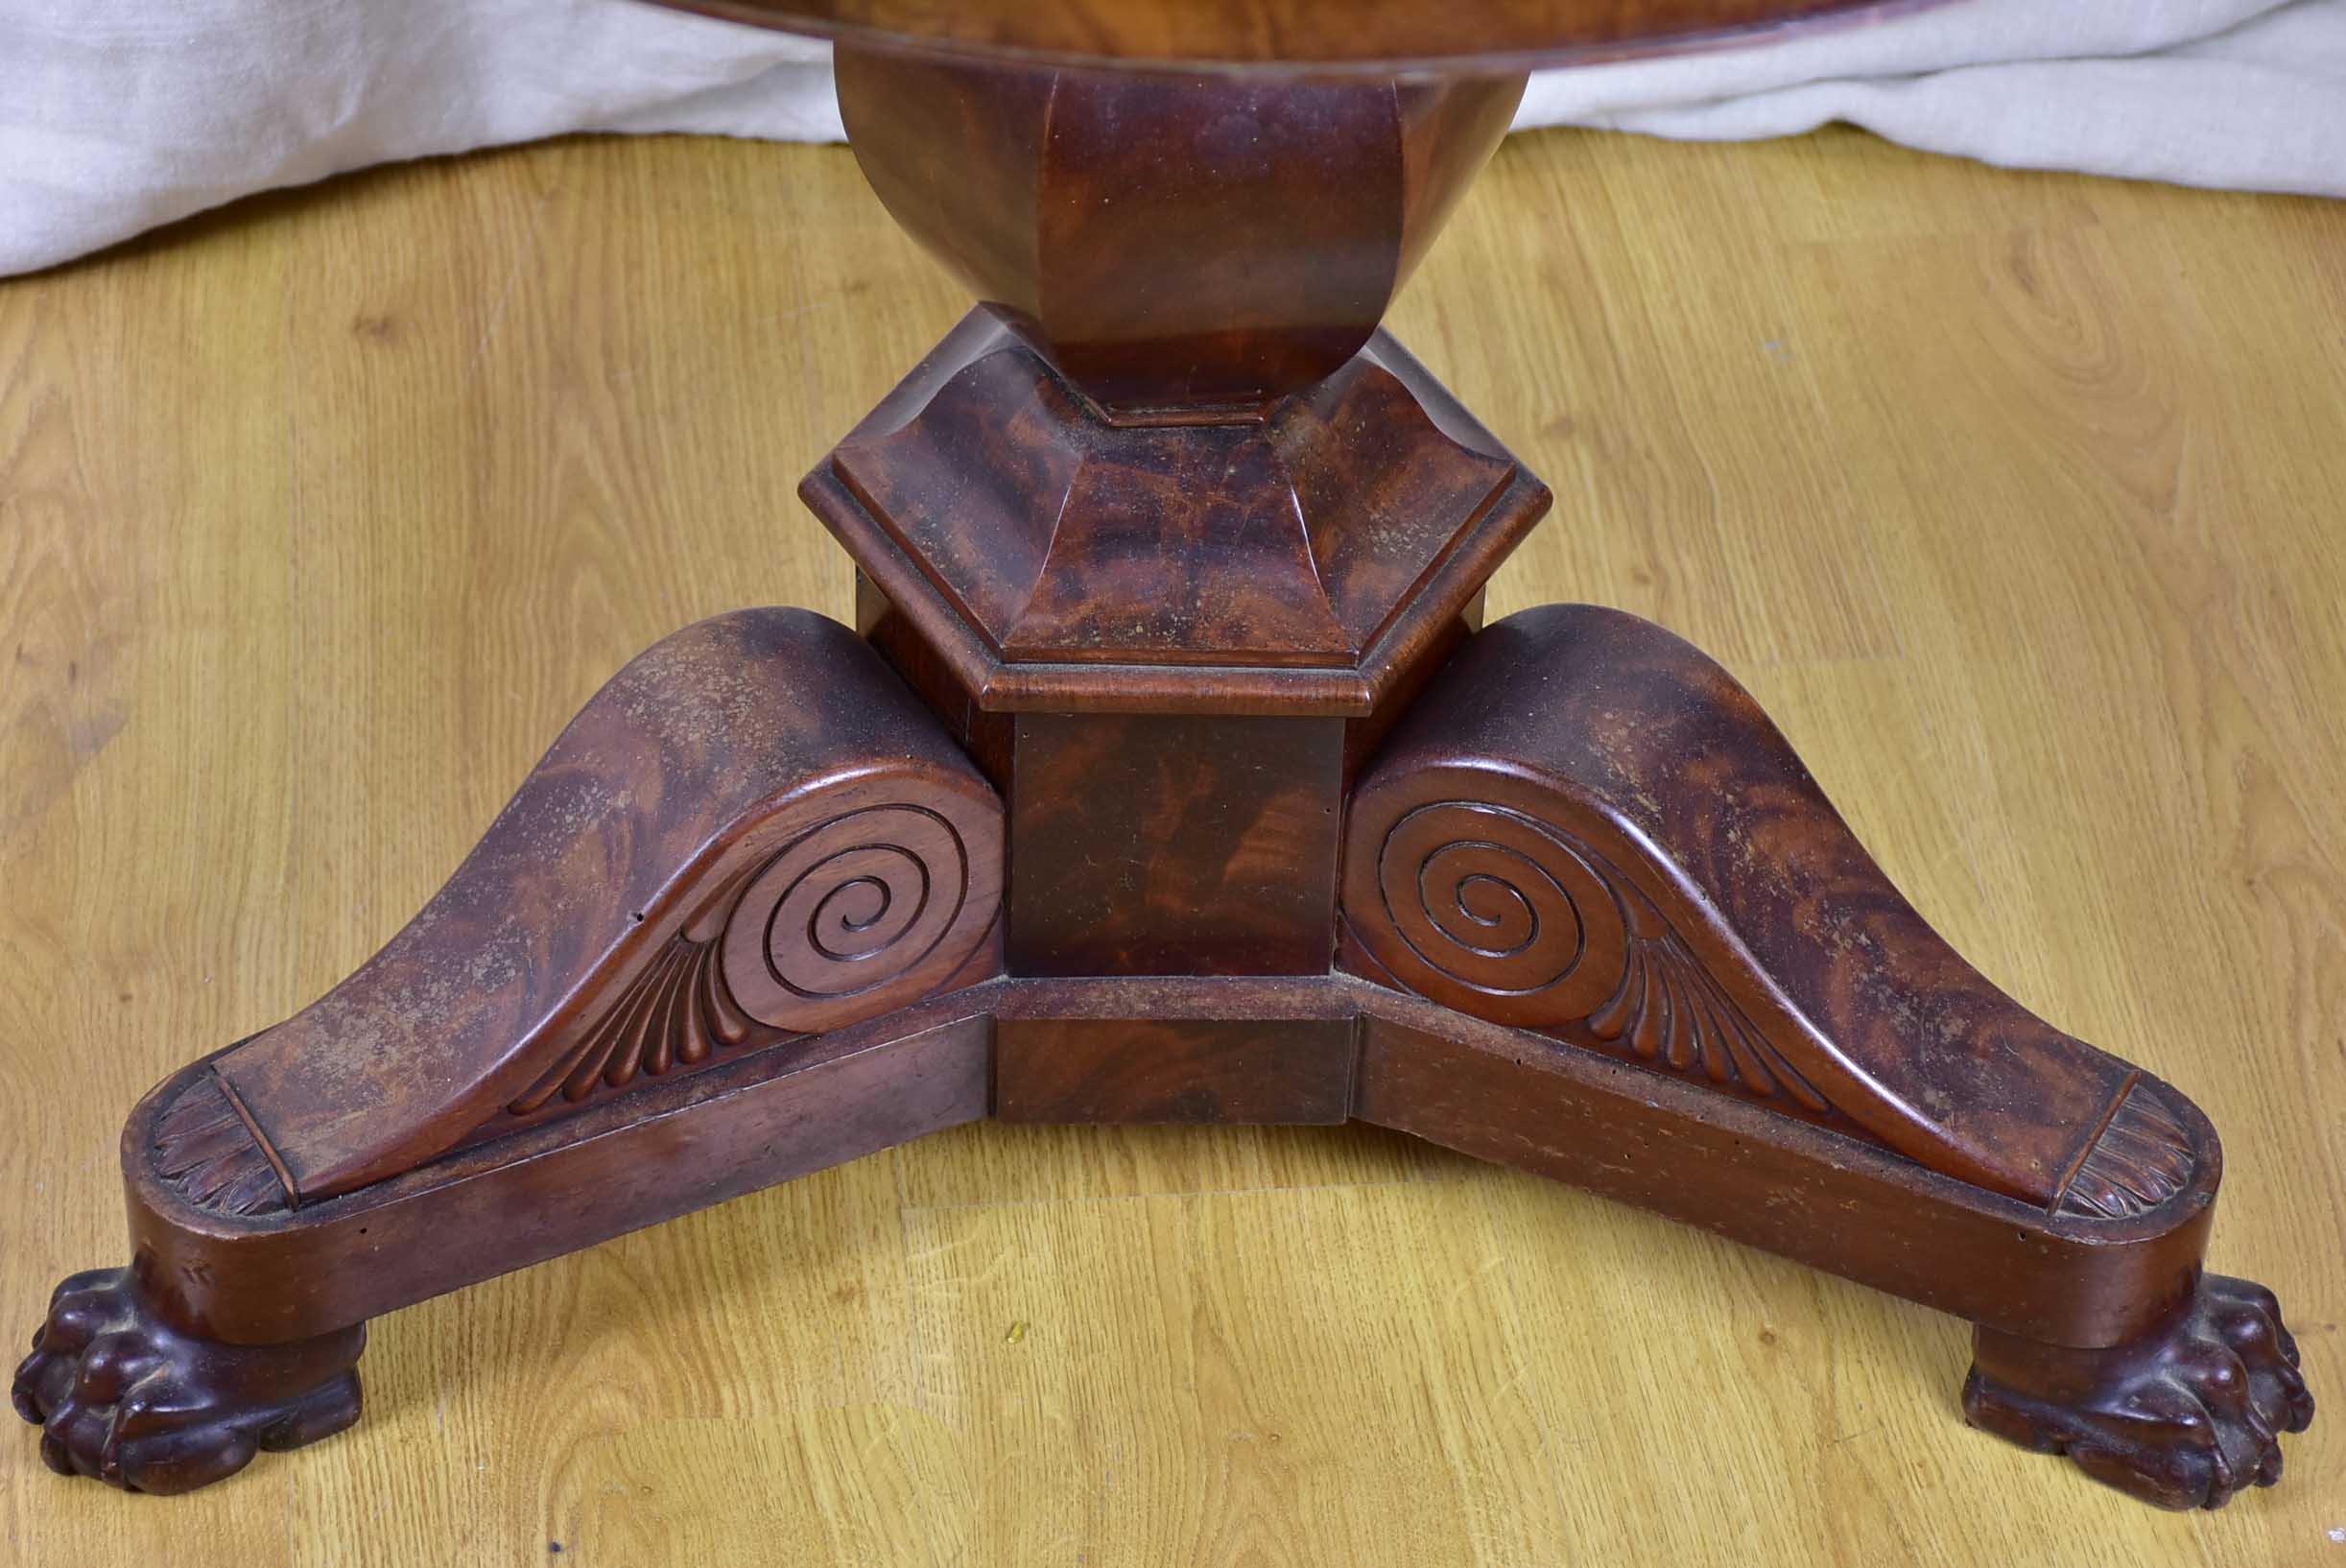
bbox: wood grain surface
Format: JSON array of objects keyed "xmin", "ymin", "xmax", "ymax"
[
  {"xmin": 652, "ymin": 0, "xmax": 1938, "ymax": 72},
  {"xmin": 3, "ymin": 122, "xmax": 2341, "ymax": 1564}
]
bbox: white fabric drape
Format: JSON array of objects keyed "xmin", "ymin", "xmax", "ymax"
[{"xmin": 1, "ymin": 0, "xmax": 2339, "ymax": 278}]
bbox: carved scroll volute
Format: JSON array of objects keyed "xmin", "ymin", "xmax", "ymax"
[
  {"xmin": 177, "ymin": 610, "xmax": 1007, "ymax": 1213},
  {"xmin": 1364, "ymin": 797, "xmax": 1629, "ymax": 1028},
  {"xmin": 1348, "ymin": 784, "xmax": 1834, "ymax": 1116},
  {"xmin": 719, "ymin": 801, "xmax": 993, "ymax": 1033},
  {"xmin": 834, "ymin": 47, "xmax": 1523, "ymax": 421},
  {"xmin": 1340, "ymin": 605, "xmax": 2198, "ymax": 1215},
  {"xmin": 502, "ymin": 791, "xmax": 1002, "ymax": 1122}
]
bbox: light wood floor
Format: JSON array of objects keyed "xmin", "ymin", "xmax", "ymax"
[{"xmin": 2, "ymin": 121, "xmax": 2341, "ymax": 1568}]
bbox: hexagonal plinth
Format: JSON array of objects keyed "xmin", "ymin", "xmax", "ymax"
[{"xmin": 801, "ymin": 308, "xmax": 1551, "ymax": 722}]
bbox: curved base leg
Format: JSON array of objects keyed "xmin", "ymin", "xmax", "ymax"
[
  {"xmin": 15, "ymin": 606, "xmax": 1006, "ymax": 1490},
  {"xmin": 1339, "ymin": 603, "xmax": 2315, "ymax": 1504},
  {"xmin": 12, "ymin": 1266, "xmax": 364, "ymax": 1494},
  {"xmin": 1964, "ymin": 1272, "xmax": 2315, "ymax": 1509}
]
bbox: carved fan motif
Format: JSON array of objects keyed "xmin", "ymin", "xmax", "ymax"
[
  {"xmin": 1586, "ymin": 925, "xmax": 1830, "ymax": 1112},
  {"xmin": 509, "ymin": 933, "xmax": 762, "ymax": 1115},
  {"xmin": 508, "ymin": 801, "xmax": 990, "ymax": 1118},
  {"xmin": 153, "ymin": 1071, "xmax": 288, "ymax": 1217},
  {"xmin": 1353, "ymin": 798, "xmax": 1835, "ymax": 1117},
  {"xmin": 2055, "ymin": 1081, "xmax": 2193, "ymax": 1220}
]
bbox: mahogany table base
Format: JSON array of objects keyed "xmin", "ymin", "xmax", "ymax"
[
  {"xmin": 12, "ymin": 584, "xmax": 2313, "ymax": 1508},
  {"xmin": 14, "ymin": 51, "xmax": 2312, "ymax": 1513}
]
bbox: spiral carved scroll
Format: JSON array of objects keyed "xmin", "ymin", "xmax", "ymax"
[
  {"xmin": 720, "ymin": 804, "xmax": 983, "ymax": 1033},
  {"xmin": 1351, "ymin": 800, "xmax": 1831, "ymax": 1115},
  {"xmin": 509, "ymin": 803, "xmax": 994, "ymax": 1119}
]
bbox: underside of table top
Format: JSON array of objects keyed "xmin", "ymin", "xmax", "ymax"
[{"xmin": 645, "ymin": 0, "xmax": 1945, "ymax": 73}]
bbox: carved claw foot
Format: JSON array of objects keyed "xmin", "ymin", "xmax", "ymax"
[
  {"xmin": 12, "ymin": 1266, "xmax": 364, "ymax": 1493},
  {"xmin": 1963, "ymin": 1272, "xmax": 2314, "ymax": 1509}
]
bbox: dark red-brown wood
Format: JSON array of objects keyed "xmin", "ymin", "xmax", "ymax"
[
  {"xmin": 661, "ymin": 0, "xmax": 1945, "ymax": 73},
  {"xmin": 1341, "ymin": 603, "xmax": 2155, "ymax": 1211},
  {"xmin": 23, "ymin": 972, "xmax": 2242, "ymax": 1352},
  {"xmin": 12, "ymin": 1267, "xmax": 364, "ymax": 1494},
  {"xmin": 837, "ymin": 54, "xmax": 1521, "ymax": 419},
  {"xmin": 802, "ymin": 311, "xmax": 1548, "ymax": 715},
  {"xmin": 1965, "ymin": 1274, "xmax": 2314, "ymax": 1509},
  {"xmin": 178, "ymin": 608, "xmax": 1005, "ymax": 1211},
  {"xmin": 1007, "ymin": 712, "xmax": 1343, "ymax": 975},
  {"xmin": 996, "ymin": 1015, "xmax": 1358, "ymax": 1124},
  {"xmin": 15, "ymin": 0, "xmax": 2310, "ymax": 1513}
]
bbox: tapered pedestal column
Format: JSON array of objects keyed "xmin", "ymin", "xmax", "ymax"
[{"xmin": 814, "ymin": 54, "xmax": 1545, "ymax": 1124}]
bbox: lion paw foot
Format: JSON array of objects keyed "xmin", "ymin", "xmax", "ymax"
[
  {"xmin": 1964, "ymin": 1272, "xmax": 2313, "ymax": 1509},
  {"xmin": 13, "ymin": 1266, "xmax": 365, "ymax": 1494}
]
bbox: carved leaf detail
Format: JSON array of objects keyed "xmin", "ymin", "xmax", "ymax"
[
  {"xmin": 504, "ymin": 801, "xmax": 994, "ymax": 1118},
  {"xmin": 1356, "ymin": 798, "xmax": 1837, "ymax": 1118},
  {"xmin": 2056, "ymin": 1082, "xmax": 2194, "ymax": 1220},
  {"xmin": 509, "ymin": 933, "xmax": 763, "ymax": 1116},
  {"xmin": 154, "ymin": 1070, "xmax": 289, "ymax": 1217},
  {"xmin": 1583, "ymin": 928, "xmax": 1831, "ymax": 1113}
]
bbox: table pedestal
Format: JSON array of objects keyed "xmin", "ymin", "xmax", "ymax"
[{"xmin": 14, "ymin": 53, "xmax": 2310, "ymax": 1508}]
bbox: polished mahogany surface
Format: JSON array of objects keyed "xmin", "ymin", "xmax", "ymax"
[
  {"xmin": 12, "ymin": 0, "xmax": 2311, "ymax": 1514},
  {"xmin": 649, "ymin": 0, "xmax": 1945, "ymax": 72}
]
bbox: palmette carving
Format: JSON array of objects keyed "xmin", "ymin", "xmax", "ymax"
[
  {"xmin": 2055, "ymin": 1081, "xmax": 2194, "ymax": 1220},
  {"xmin": 1338, "ymin": 606, "xmax": 2225, "ymax": 1215},
  {"xmin": 128, "ymin": 610, "xmax": 1006, "ymax": 1218},
  {"xmin": 1354, "ymin": 798, "xmax": 1833, "ymax": 1115},
  {"xmin": 150, "ymin": 797, "xmax": 1000, "ymax": 1200},
  {"xmin": 154, "ymin": 1069, "xmax": 287, "ymax": 1217},
  {"xmin": 1589, "ymin": 924, "xmax": 1832, "ymax": 1113},
  {"xmin": 18, "ymin": 12, "xmax": 2314, "ymax": 1512},
  {"xmin": 510, "ymin": 932, "xmax": 759, "ymax": 1114},
  {"xmin": 510, "ymin": 801, "xmax": 989, "ymax": 1114}
]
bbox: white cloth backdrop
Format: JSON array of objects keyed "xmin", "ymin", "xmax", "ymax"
[{"xmin": 1, "ymin": 0, "xmax": 2340, "ymax": 278}]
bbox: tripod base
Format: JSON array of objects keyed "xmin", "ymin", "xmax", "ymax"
[{"xmin": 15, "ymin": 596, "xmax": 2310, "ymax": 1505}]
